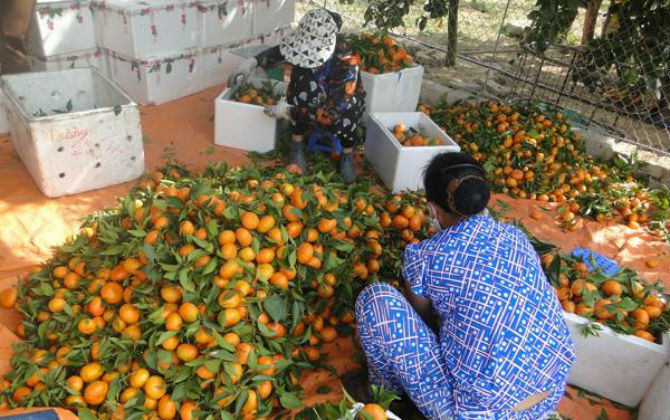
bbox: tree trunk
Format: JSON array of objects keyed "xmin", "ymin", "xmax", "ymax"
[
  {"xmin": 581, "ymin": 0, "xmax": 602, "ymax": 45},
  {"xmin": 445, "ymin": 0, "xmax": 459, "ymax": 66}
]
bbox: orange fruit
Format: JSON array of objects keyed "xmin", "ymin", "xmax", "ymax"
[
  {"xmin": 221, "ymin": 308, "xmax": 242, "ymax": 327},
  {"xmin": 78, "ymin": 318, "xmax": 97, "ymax": 335},
  {"xmin": 84, "ymin": 381, "xmax": 108, "ymax": 406},
  {"xmin": 66, "ymin": 375, "xmax": 84, "ymax": 392},
  {"xmin": 360, "ymin": 403, "xmax": 387, "ymax": 420},
  {"xmin": 0, "ymin": 288, "xmax": 18, "ymax": 309},
  {"xmin": 297, "ymin": 243, "xmax": 314, "ymax": 264},
  {"xmin": 176, "ymin": 343, "xmax": 199, "ymax": 362},
  {"xmin": 632, "ymin": 308, "xmax": 650, "ymax": 328},
  {"xmin": 161, "ymin": 335, "xmax": 179, "ymax": 351},
  {"xmin": 236, "ymin": 227, "xmax": 253, "ymax": 246},
  {"xmin": 236, "ymin": 342, "xmax": 253, "ymax": 364},
  {"xmin": 158, "ymin": 395, "xmax": 177, "ymax": 420},
  {"xmin": 80, "ymin": 362, "xmax": 104, "ymax": 382},
  {"xmin": 12, "ymin": 387, "xmax": 32, "ymax": 404},
  {"xmin": 241, "ymin": 212, "xmax": 260, "ymax": 230},
  {"xmin": 257, "ymin": 215, "xmax": 276, "ymax": 233},
  {"xmin": 180, "ymin": 220, "xmax": 195, "ymax": 236},
  {"xmin": 48, "ymin": 297, "xmax": 66, "ymax": 312},
  {"xmin": 179, "ymin": 302, "xmax": 200, "ymax": 323},
  {"xmin": 257, "ymin": 381, "xmax": 273, "ymax": 399},
  {"xmin": 129, "ymin": 368, "xmax": 150, "ymax": 388},
  {"xmin": 144, "ymin": 376, "xmax": 167, "ymax": 400},
  {"xmin": 634, "ymin": 330, "xmax": 655, "ymax": 343},
  {"xmin": 601, "ymin": 280, "xmax": 623, "ymax": 297},
  {"xmin": 180, "ymin": 401, "xmax": 198, "ymax": 420},
  {"xmin": 270, "ymin": 272, "xmax": 289, "ymax": 289},
  {"xmin": 101, "ymin": 282, "xmax": 124, "ymax": 304},
  {"xmin": 218, "ymin": 229, "xmax": 236, "ymax": 245},
  {"xmin": 319, "ymin": 326, "xmax": 338, "ymax": 342},
  {"xmin": 161, "ymin": 286, "xmax": 182, "ymax": 303},
  {"xmin": 119, "ymin": 304, "xmax": 140, "ymax": 324},
  {"xmin": 165, "ymin": 312, "xmax": 183, "ymax": 331}
]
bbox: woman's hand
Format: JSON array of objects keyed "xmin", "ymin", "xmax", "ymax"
[{"xmin": 263, "ymin": 99, "xmax": 294, "ymax": 122}]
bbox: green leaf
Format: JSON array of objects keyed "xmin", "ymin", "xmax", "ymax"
[
  {"xmin": 78, "ymin": 408, "xmax": 99, "ymax": 420},
  {"xmin": 143, "ymin": 243, "xmax": 156, "ymax": 263},
  {"xmin": 156, "ymin": 331, "xmax": 178, "ymax": 345},
  {"xmin": 279, "ymin": 391, "xmax": 304, "ymax": 410},
  {"xmin": 263, "ymin": 294, "xmax": 288, "ymax": 323},
  {"xmin": 113, "ymin": 105, "xmax": 122, "ymax": 116}
]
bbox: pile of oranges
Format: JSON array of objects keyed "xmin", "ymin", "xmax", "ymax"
[
  {"xmin": 234, "ymin": 85, "xmax": 277, "ymax": 107},
  {"xmin": 425, "ymin": 101, "xmax": 670, "ymax": 234},
  {"xmin": 347, "ymin": 32, "xmax": 413, "ymax": 74},
  {"xmin": 0, "ymin": 164, "xmax": 432, "ymax": 418},
  {"xmin": 543, "ymin": 252, "xmax": 669, "ymax": 342},
  {"xmin": 390, "ymin": 124, "xmax": 443, "ymax": 147}
]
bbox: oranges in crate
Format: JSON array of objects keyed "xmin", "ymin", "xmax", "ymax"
[
  {"xmin": 234, "ymin": 85, "xmax": 277, "ymax": 106},
  {"xmin": 391, "ymin": 123, "xmax": 442, "ymax": 147},
  {"xmin": 348, "ymin": 32, "xmax": 414, "ymax": 74}
]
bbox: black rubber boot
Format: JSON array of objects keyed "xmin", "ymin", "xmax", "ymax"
[
  {"xmin": 339, "ymin": 151, "xmax": 356, "ymax": 182},
  {"xmin": 288, "ymin": 140, "xmax": 306, "ymax": 173}
]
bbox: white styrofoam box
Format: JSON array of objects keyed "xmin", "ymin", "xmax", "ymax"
[
  {"xmin": 27, "ymin": 0, "xmax": 97, "ymax": 58},
  {"xmin": 27, "ymin": 49, "xmax": 105, "ymax": 74},
  {"xmin": 105, "ymin": 48, "xmax": 204, "ymax": 105},
  {"xmin": 252, "ymin": 0, "xmax": 294, "ymax": 36},
  {"xmin": 364, "ymin": 112, "xmax": 460, "ymax": 192},
  {"xmin": 201, "ymin": 27, "xmax": 288, "ymax": 88},
  {"xmin": 92, "ymin": 0, "xmax": 199, "ymax": 59},
  {"xmin": 361, "ymin": 66, "xmax": 424, "ymax": 115},
  {"xmin": 564, "ymin": 312, "xmax": 670, "ymax": 407},
  {"xmin": 0, "ymin": 91, "xmax": 8, "ymax": 134},
  {"xmin": 639, "ymin": 362, "xmax": 670, "ymax": 420},
  {"xmin": 0, "ymin": 68, "xmax": 144, "ymax": 197},
  {"xmin": 214, "ymin": 87, "xmax": 280, "ymax": 152},
  {"xmin": 198, "ymin": 0, "xmax": 253, "ymax": 48},
  {"xmin": 202, "ymin": 47, "xmax": 247, "ymax": 88}
]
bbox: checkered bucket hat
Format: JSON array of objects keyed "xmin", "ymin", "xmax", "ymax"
[{"xmin": 280, "ymin": 9, "xmax": 338, "ymax": 68}]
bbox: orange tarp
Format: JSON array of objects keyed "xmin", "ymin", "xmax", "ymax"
[{"xmin": 1, "ymin": 84, "xmax": 669, "ymax": 420}]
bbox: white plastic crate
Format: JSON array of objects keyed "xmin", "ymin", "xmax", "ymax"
[
  {"xmin": 214, "ymin": 85, "xmax": 283, "ymax": 152},
  {"xmin": 92, "ymin": 0, "xmax": 199, "ymax": 59},
  {"xmin": 365, "ymin": 112, "xmax": 460, "ymax": 192},
  {"xmin": 361, "ymin": 66, "xmax": 424, "ymax": 115},
  {"xmin": 564, "ymin": 312, "xmax": 670, "ymax": 407},
  {"xmin": 0, "ymin": 68, "xmax": 144, "ymax": 197},
  {"xmin": 252, "ymin": 0, "xmax": 294, "ymax": 36},
  {"xmin": 27, "ymin": 49, "xmax": 106, "ymax": 75},
  {"xmin": 27, "ymin": 0, "xmax": 97, "ymax": 58},
  {"xmin": 105, "ymin": 48, "xmax": 204, "ymax": 105},
  {"xmin": 198, "ymin": 0, "xmax": 253, "ymax": 48}
]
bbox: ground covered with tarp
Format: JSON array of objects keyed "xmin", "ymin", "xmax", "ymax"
[{"xmin": 0, "ymin": 85, "xmax": 668, "ymax": 420}]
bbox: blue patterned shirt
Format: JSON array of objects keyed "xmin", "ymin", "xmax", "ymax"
[{"xmin": 403, "ymin": 216, "xmax": 575, "ymax": 419}]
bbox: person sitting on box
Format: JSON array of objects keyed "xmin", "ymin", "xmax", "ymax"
[
  {"xmin": 229, "ymin": 9, "xmax": 365, "ymax": 182},
  {"xmin": 345, "ymin": 152, "xmax": 576, "ymax": 420}
]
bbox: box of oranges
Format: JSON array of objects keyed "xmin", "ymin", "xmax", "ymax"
[
  {"xmin": 347, "ymin": 33, "xmax": 424, "ymax": 115},
  {"xmin": 214, "ymin": 81, "xmax": 284, "ymax": 152},
  {"xmin": 365, "ymin": 112, "xmax": 460, "ymax": 192}
]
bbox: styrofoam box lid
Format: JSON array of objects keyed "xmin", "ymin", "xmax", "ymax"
[
  {"xmin": 371, "ymin": 112, "xmax": 458, "ymax": 150},
  {"xmin": 101, "ymin": 0, "xmax": 195, "ymax": 11},
  {"xmin": 1, "ymin": 67, "xmax": 136, "ymax": 121}
]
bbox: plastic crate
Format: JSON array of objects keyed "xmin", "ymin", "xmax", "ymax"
[
  {"xmin": 92, "ymin": 0, "xmax": 199, "ymax": 59},
  {"xmin": 364, "ymin": 112, "xmax": 461, "ymax": 192},
  {"xmin": 27, "ymin": 0, "xmax": 97, "ymax": 58},
  {"xmin": 0, "ymin": 68, "xmax": 144, "ymax": 197},
  {"xmin": 360, "ymin": 66, "xmax": 424, "ymax": 115}
]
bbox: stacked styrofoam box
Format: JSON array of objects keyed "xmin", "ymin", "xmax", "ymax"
[
  {"xmin": 26, "ymin": 0, "xmax": 106, "ymax": 74},
  {"xmin": 93, "ymin": 0, "xmax": 202, "ymax": 105},
  {"xmin": 0, "ymin": 68, "xmax": 144, "ymax": 197},
  {"xmin": 365, "ymin": 112, "xmax": 461, "ymax": 192},
  {"xmin": 252, "ymin": 0, "xmax": 295, "ymax": 36},
  {"xmin": 198, "ymin": 0, "xmax": 253, "ymax": 48}
]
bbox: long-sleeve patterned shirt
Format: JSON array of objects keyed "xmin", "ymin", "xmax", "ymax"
[{"xmin": 403, "ymin": 215, "xmax": 576, "ymax": 419}]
